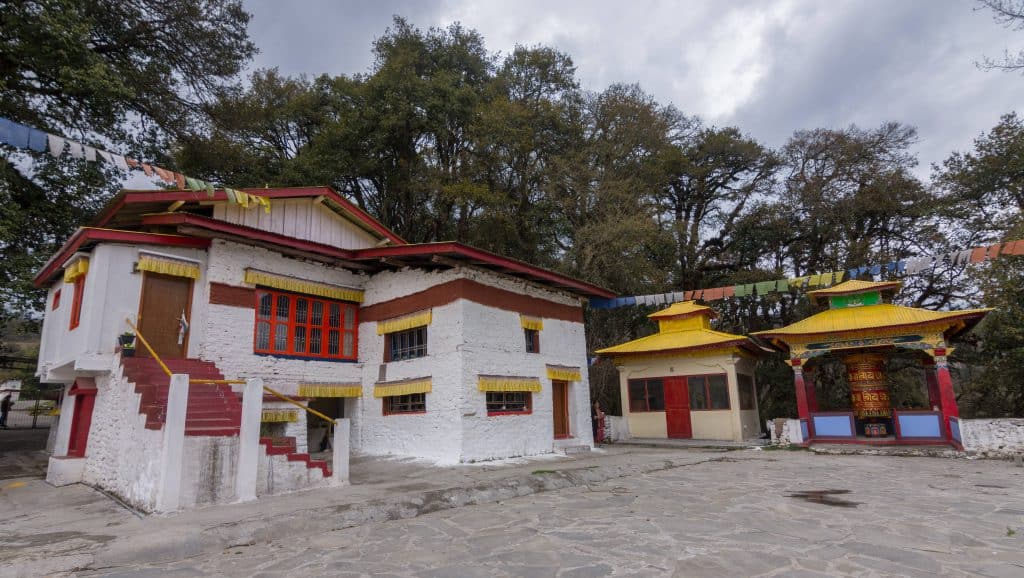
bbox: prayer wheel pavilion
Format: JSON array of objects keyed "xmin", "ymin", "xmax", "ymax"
[{"xmin": 752, "ymin": 280, "xmax": 990, "ymax": 447}]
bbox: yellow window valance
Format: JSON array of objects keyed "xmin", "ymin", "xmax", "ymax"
[
  {"xmin": 297, "ymin": 383, "xmax": 363, "ymax": 398},
  {"xmin": 63, "ymin": 258, "xmax": 89, "ymax": 283},
  {"xmin": 373, "ymin": 378, "xmax": 432, "ymax": 398},
  {"xmin": 137, "ymin": 254, "xmax": 200, "ymax": 279},
  {"xmin": 244, "ymin": 269, "xmax": 364, "ymax": 303},
  {"xmin": 478, "ymin": 376, "xmax": 542, "ymax": 393},
  {"xmin": 520, "ymin": 316, "xmax": 544, "ymax": 331},
  {"xmin": 546, "ymin": 365, "xmax": 582, "ymax": 382},
  {"xmin": 261, "ymin": 409, "xmax": 299, "ymax": 423},
  {"xmin": 377, "ymin": 310, "xmax": 432, "ymax": 335}
]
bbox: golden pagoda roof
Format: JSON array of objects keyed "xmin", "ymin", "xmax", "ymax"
[
  {"xmin": 806, "ymin": 279, "xmax": 900, "ymax": 304},
  {"xmin": 752, "ymin": 303, "xmax": 991, "ymax": 340},
  {"xmin": 647, "ymin": 301, "xmax": 717, "ymax": 320},
  {"xmin": 598, "ymin": 301, "xmax": 759, "ymax": 357}
]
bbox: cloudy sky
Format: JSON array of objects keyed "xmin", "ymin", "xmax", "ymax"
[{"xmin": 243, "ymin": 0, "xmax": 1024, "ymax": 175}]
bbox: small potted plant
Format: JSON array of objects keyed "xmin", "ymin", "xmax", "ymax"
[{"xmin": 119, "ymin": 331, "xmax": 136, "ymax": 357}]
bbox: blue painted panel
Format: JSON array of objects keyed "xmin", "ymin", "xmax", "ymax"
[
  {"xmin": 898, "ymin": 414, "xmax": 943, "ymax": 438},
  {"xmin": 950, "ymin": 417, "xmax": 962, "ymax": 443},
  {"xmin": 800, "ymin": 420, "xmax": 809, "ymax": 440},
  {"xmin": 812, "ymin": 415, "xmax": 854, "ymax": 438}
]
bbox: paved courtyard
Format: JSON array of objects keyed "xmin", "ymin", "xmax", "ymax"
[{"xmin": 86, "ymin": 450, "xmax": 1023, "ymax": 577}]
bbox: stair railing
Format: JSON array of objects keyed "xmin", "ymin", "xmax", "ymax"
[{"xmin": 125, "ymin": 318, "xmax": 335, "ymax": 426}]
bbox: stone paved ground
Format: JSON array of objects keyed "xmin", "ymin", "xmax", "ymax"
[{"xmin": 86, "ymin": 450, "xmax": 1024, "ymax": 577}]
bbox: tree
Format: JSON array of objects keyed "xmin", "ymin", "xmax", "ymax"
[
  {"xmin": 978, "ymin": 0, "xmax": 1024, "ymax": 72},
  {"xmin": 0, "ymin": 0, "xmax": 256, "ymax": 338}
]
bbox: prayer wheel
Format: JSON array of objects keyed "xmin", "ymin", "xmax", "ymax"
[{"xmin": 843, "ymin": 353, "xmax": 891, "ymax": 420}]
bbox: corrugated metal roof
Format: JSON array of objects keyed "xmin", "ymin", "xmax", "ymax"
[{"xmin": 752, "ymin": 304, "xmax": 991, "ymax": 337}]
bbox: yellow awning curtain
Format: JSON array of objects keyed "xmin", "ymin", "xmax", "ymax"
[
  {"xmin": 373, "ymin": 378, "xmax": 432, "ymax": 398},
  {"xmin": 297, "ymin": 383, "xmax": 363, "ymax": 398},
  {"xmin": 261, "ymin": 409, "xmax": 299, "ymax": 422},
  {"xmin": 63, "ymin": 258, "xmax": 89, "ymax": 283},
  {"xmin": 478, "ymin": 376, "xmax": 542, "ymax": 393},
  {"xmin": 137, "ymin": 254, "xmax": 200, "ymax": 279},
  {"xmin": 377, "ymin": 310, "xmax": 432, "ymax": 335},
  {"xmin": 546, "ymin": 365, "xmax": 582, "ymax": 382},
  {"xmin": 244, "ymin": 269, "xmax": 364, "ymax": 303},
  {"xmin": 520, "ymin": 316, "xmax": 544, "ymax": 331}
]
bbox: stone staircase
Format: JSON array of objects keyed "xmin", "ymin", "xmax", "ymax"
[
  {"xmin": 260, "ymin": 436, "xmax": 331, "ymax": 477},
  {"xmin": 121, "ymin": 357, "xmax": 242, "ymax": 437}
]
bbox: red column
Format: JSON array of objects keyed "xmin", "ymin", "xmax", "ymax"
[
  {"xmin": 933, "ymin": 349, "xmax": 959, "ymax": 439},
  {"xmin": 805, "ymin": 367, "xmax": 819, "ymax": 413},
  {"xmin": 793, "ymin": 361, "xmax": 809, "ymax": 420},
  {"xmin": 922, "ymin": 359, "xmax": 940, "ymax": 411}
]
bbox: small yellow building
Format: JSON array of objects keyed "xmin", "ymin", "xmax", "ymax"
[{"xmin": 597, "ymin": 302, "xmax": 764, "ymax": 441}]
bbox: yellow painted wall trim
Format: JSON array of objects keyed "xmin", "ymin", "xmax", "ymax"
[
  {"xmin": 373, "ymin": 378, "xmax": 432, "ymax": 398},
  {"xmin": 377, "ymin": 309, "xmax": 432, "ymax": 335},
  {"xmin": 63, "ymin": 257, "xmax": 89, "ymax": 283},
  {"xmin": 478, "ymin": 376, "xmax": 543, "ymax": 392},
  {"xmin": 545, "ymin": 365, "xmax": 581, "ymax": 382},
  {"xmin": 520, "ymin": 315, "xmax": 544, "ymax": 331},
  {"xmin": 244, "ymin": 269, "xmax": 364, "ymax": 303},
  {"xmin": 261, "ymin": 409, "xmax": 299, "ymax": 422},
  {"xmin": 297, "ymin": 383, "xmax": 363, "ymax": 398},
  {"xmin": 137, "ymin": 254, "xmax": 200, "ymax": 279}
]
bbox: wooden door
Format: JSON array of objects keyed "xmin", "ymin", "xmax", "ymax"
[
  {"xmin": 552, "ymin": 380, "xmax": 570, "ymax": 439},
  {"xmin": 138, "ymin": 273, "xmax": 193, "ymax": 359},
  {"xmin": 67, "ymin": 393, "xmax": 96, "ymax": 457},
  {"xmin": 664, "ymin": 377, "xmax": 692, "ymax": 439}
]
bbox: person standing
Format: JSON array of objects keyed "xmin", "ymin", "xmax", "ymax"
[
  {"xmin": 0, "ymin": 393, "xmax": 12, "ymax": 428},
  {"xmin": 591, "ymin": 400, "xmax": 605, "ymax": 444}
]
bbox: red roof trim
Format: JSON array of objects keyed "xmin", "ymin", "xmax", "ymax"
[
  {"xmin": 94, "ymin": 186, "xmax": 406, "ymax": 245},
  {"xmin": 357, "ymin": 242, "xmax": 616, "ymax": 298},
  {"xmin": 34, "ymin": 228, "xmax": 211, "ymax": 287},
  {"xmin": 141, "ymin": 213, "xmax": 359, "ymax": 260}
]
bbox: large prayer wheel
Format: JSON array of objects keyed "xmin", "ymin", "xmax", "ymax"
[{"xmin": 843, "ymin": 353, "xmax": 891, "ymax": 420}]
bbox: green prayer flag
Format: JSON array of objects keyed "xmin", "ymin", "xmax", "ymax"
[
  {"xmin": 733, "ymin": 284, "xmax": 747, "ymax": 297},
  {"xmin": 755, "ymin": 281, "xmax": 775, "ymax": 295},
  {"xmin": 225, "ymin": 188, "xmax": 237, "ymax": 204},
  {"xmin": 775, "ymin": 279, "xmax": 789, "ymax": 292},
  {"xmin": 205, "ymin": 183, "xmax": 215, "ymax": 198},
  {"xmin": 185, "ymin": 177, "xmax": 200, "ymax": 191}
]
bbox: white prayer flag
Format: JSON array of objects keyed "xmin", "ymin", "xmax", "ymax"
[
  {"xmin": 67, "ymin": 141, "xmax": 84, "ymax": 159},
  {"xmin": 83, "ymin": 146, "xmax": 97, "ymax": 162},
  {"xmin": 47, "ymin": 134, "xmax": 65, "ymax": 157}
]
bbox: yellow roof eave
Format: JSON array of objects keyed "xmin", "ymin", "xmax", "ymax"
[{"xmin": 751, "ymin": 304, "xmax": 993, "ymax": 339}]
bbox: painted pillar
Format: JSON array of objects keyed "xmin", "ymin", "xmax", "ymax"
[
  {"xmin": 932, "ymin": 349, "xmax": 959, "ymax": 440},
  {"xmin": 156, "ymin": 373, "xmax": 189, "ymax": 513},
  {"xmin": 235, "ymin": 377, "xmax": 263, "ymax": 503},
  {"xmin": 922, "ymin": 359, "xmax": 941, "ymax": 411},
  {"xmin": 332, "ymin": 418, "xmax": 350, "ymax": 486},
  {"xmin": 804, "ymin": 366, "xmax": 819, "ymax": 413},
  {"xmin": 792, "ymin": 361, "xmax": 809, "ymax": 420}
]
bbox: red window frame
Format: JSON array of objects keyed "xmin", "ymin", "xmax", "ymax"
[
  {"xmin": 687, "ymin": 373, "xmax": 730, "ymax": 411},
  {"xmin": 52, "ymin": 288, "xmax": 61, "ymax": 310},
  {"xmin": 486, "ymin": 391, "xmax": 533, "ymax": 416},
  {"xmin": 253, "ymin": 289, "xmax": 358, "ymax": 361},
  {"xmin": 524, "ymin": 328, "xmax": 540, "ymax": 353},
  {"xmin": 69, "ymin": 277, "xmax": 85, "ymax": 330}
]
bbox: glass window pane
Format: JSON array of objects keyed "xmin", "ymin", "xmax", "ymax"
[
  {"xmin": 311, "ymin": 301, "xmax": 323, "ymax": 326},
  {"xmin": 274, "ymin": 324, "xmax": 288, "ymax": 351},
  {"xmin": 709, "ymin": 375, "xmax": 730, "ymax": 409},
  {"xmin": 343, "ymin": 332, "xmax": 354, "ymax": 357},
  {"xmin": 256, "ymin": 321, "xmax": 271, "ymax": 350},
  {"xmin": 328, "ymin": 330, "xmax": 340, "ymax": 355},
  {"xmin": 329, "ymin": 303, "xmax": 341, "ymax": 327},
  {"xmin": 294, "ymin": 326, "xmax": 306, "ymax": 353},
  {"xmin": 344, "ymin": 306, "xmax": 355, "ymax": 329},
  {"xmin": 738, "ymin": 374, "xmax": 755, "ymax": 410},
  {"xmin": 257, "ymin": 292, "xmax": 272, "ymax": 318},
  {"xmin": 276, "ymin": 295, "xmax": 290, "ymax": 321},
  {"xmin": 309, "ymin": 328, "xmax": 322, "ymax": 354},
  {"xmin": 688, "ymin": 377, "xmax": 707, "ymax": 410},
  {"xmin": 628, "ymin": 381, "xmax": 648, "ymax": 411},
  {"xmin": 295, "ymin": 299, "xmax": 308, "ymax": 324},
  {"xmin": 646, "ymin": 379, "xmax": 665, "ymax": 411}
]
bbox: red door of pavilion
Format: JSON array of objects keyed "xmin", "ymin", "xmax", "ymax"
[{"xmin": 664, "ymin": 377, "xmax": 692, "ymax": 439}]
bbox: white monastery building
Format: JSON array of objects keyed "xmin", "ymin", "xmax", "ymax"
[{"xmin": 35, "ymin": 187, "xmax": 612, "ymax": 511}]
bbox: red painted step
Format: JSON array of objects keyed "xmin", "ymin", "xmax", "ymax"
[
  {"xmin": 122, "ymin": 357, "xmax": 242, "ymax": 437},
  {"xmin": 259, "ymin": 436, "xmax": 331, "ymax": 477}
]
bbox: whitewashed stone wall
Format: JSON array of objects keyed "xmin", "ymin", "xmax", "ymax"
[
  {"xmin": 960, "ymin": 418, "xmax": 1024, "ymax": 457},
  {"xmin": 80, "ymin": 357, "xmax": 165, "ymax": 511},
  {"xmin": 768, "ymin": 418, "xmax": 804, "ymax": 445}
]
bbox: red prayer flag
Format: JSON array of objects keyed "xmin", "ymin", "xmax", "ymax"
[
  {"xmin": 154, "ymin": 166, "xmax": 175, "ymax": 184},
  {"xmin": 126, "ymin": 158, "xmax": 139, "ymax": 169},
  {"xmin": 969, "ymin": 246, "xmax": 986, "ymax": 263},
  {"xmin": 986, "ymin": 243, "xmax": 1002, "ymax": 259},
  {"xmin": 1003, "ymin": 240, "xmax": 1024, "ymax": 255},
  {"xmin": 142, "ymin": 163, "xmax": 153, "ymax": 176},
  {"xmin": 174, "ymin": 173, "xmax": 186, "ymax": 189},
  {"xmin": 722, "ymin": 286, "xmax": 736, "ymax": 298}
]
